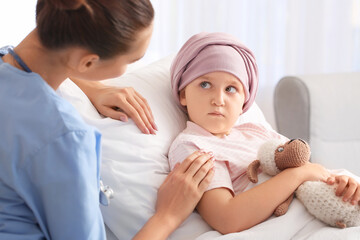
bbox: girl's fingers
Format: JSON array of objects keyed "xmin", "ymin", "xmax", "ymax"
[
  {"xmin": 326, "ymin": 175, "xmax": 336, "ymax": 185},
  {"xmin": 343, "ymin": 182, "xmax": 357, "ymax": 202},
  {"xmin": 342, "ymin": 179, "xmax": 357, "ymax": 201},
  {"xmin": 351, "ymin": 188, "xmax": 360, "ymax": 205},
  {"xmin": 335, "ymin": 175, "xmax": 349, "ymax": 196}
]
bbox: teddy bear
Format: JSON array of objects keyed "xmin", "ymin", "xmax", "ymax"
[{"xmin": 246, "ymin": 138, "xmax": 360, "ymax": 228}]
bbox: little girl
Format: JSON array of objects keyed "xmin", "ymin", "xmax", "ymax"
[{"xmin": 168, "ymin": 32, "xmax": 360, "ymax": 234}]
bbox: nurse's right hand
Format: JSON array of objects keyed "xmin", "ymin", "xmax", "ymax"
[
  {"xmin": 133, "ymin": 151, "xmax": 214, "ymax": 240},
  {"xmin": 157, "ymin": 151, "xmax": 214, "ymax": 227}
]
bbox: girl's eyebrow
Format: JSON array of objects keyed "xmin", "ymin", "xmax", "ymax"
[
  {"xmin": 226, "ymin": 79, "xmax": 242, "ymax": 86},
  {"xmin": 198, "ymin": 75, "xmax": 211, "ymax": 80}
]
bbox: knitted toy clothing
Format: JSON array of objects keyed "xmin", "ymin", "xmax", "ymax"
[
  {"xmin": 297, "ymin": 181, "xmax": 360, "ymax": 228},
  {"xmin": 247, "ymin": 138, "xmax": 360, "ymax": 228}
]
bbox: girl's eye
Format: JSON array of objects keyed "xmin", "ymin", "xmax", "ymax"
[
  {"xmin": 225, "ymin": 86, "xmax": 237, "ymax": 93},
  {"xmin": 200, "ymin": 81, "xmax": 211, "ymax": 89}
]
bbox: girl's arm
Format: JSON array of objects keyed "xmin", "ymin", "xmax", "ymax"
[
  {"xmin": 70, "ymin": 78, "xmax": 157, "ymax": 134},
  {"xmin": 133, "ymin": 151, "xmax": 215, "ymax": 240},
  {"xmin": 196, "ymin": 162, "xmax": 330, "ymax": 234}
]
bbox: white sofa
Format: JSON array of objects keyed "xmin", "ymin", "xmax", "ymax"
[{"xmin": 274, "ymin": 72, "xmax": 360, "ymax": 176}]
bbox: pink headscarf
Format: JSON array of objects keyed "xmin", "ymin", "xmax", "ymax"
[{"xmin": 170, "ymin": 32, "xmax": 258, "ymax": 114}]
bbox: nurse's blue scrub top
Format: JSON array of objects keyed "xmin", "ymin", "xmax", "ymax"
[{"xmin": 0, "ymin": 51, "xmax": 106, "ymax": 239}]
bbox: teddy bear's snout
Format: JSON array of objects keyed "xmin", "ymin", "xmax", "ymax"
[{"xmin": 275, "ymin": 139, "xmax": 311, "ymax": 170}]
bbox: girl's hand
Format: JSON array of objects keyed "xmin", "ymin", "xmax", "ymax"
[
  {"xmin": 326, "ymin": 175, "xmax": 360, "ymax": 205},
  {"xmin": 299, "ymin": 162, "xmax": 331, "ymax": 182},
  {"xmin": 155, "ymin": 151, "xmax": 215, "ymax": 230},
  {"xmin": 90, "ymin": 86, "xmax": 157, "ymax": 134}
]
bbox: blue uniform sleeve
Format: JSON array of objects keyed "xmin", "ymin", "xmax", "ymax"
[{"xmin": 19, "ymin": 130, "xmax": 105, "ymax": 240}]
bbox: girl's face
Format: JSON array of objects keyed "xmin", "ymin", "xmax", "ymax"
[{"xmin": 180, "ymin": 71, "xmax": 245, "ymax": 138}]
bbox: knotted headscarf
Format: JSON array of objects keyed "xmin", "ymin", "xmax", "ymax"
[{"xmin": 170, "ymin": 32, "xmax": 258, "ymax": 114}]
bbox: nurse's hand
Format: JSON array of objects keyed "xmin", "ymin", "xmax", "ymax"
[
  {"xmin": 156, "ymin": 151, "xmax": 215, "ymax": 225},
  {"xmin": 70, "ymin": 79, "xmax": 157, "ymax": 134},
  {"xmin": 133, "ymin": 151, "xmax": 215, "ymax": 240}
]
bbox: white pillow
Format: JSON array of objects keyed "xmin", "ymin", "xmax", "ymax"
[{"xmin": 57, "ymin": 55, "xmax": 271, "ymax": 240}]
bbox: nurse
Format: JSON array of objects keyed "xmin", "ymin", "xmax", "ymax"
[{"xmin": 0, "ymin": 0, "xmax": 214, "ymax": 239}]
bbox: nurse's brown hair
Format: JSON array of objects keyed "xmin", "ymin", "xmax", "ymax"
[{"xmin": 36, "ymin": 0, "xmax": 154, "ymax": 59}]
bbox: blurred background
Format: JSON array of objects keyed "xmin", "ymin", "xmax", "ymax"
[{"xmin": 1, "ymin": 0, "xmax": 359, "ymax": 128}]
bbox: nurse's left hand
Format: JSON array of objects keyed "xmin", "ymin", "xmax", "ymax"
[
  {"xmin": 92, "ymin": 85, "xmax": 157, "ymax": 134},
  {"xmin": 71, "ymin": 79, "xmax": 157, "ymax": 134}
]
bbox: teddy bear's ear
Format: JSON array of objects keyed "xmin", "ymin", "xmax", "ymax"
[{"xmin": 247, "ymin": 160, "xmax": 260, "ymax": 183}]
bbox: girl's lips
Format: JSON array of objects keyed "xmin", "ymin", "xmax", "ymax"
[{"xmin": 208, "ymin": 112, "xmax": 224, "ymax": 117}]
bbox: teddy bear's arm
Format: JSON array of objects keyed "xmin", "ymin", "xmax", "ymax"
[
  {"xmin": 274, "ymin": 193, "xmax": 294, "ymax": 216},
  {"xmin": 247, "ymin": 160, "xmax": 260, "ymax": 183}
]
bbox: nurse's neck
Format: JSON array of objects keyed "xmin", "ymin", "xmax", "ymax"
[{"xmin": 3, "ymin": 29, "xmax": 72, "ymax": 90}]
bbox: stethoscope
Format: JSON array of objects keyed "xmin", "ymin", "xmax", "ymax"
[
  {"xmin": 100, "ymin": 180, "xmax": 114, "ymax": 206},
  {"xmin": 1, "ymin": 46, "xmax": 115, "ymax": 206},
  {"xmin": 2, "ymin": 46, "xmax": 32, "ymax": 73}
]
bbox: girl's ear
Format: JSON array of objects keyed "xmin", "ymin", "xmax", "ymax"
[{"xmin": 179, "ymin": 89, "xmax": 187, "ymax": 106}]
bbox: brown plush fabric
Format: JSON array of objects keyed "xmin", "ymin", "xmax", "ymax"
[
  {"xmin": 247, "ymin": 160, "xmax": 260, "ymax": 183},
  {"xmin": 274, "ymin": 139, "xmax": 310, "ymax": 171},
  {"xmin": 247, "ymin": 139, "xmax": 311, "ymax": 217},
  {"xmin": 274, "ymin": 194, "xmax": 294, "ymax": 217}
]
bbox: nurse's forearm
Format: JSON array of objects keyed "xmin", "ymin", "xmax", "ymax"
[
  {"xmin": 70, "ymin": 78, "xmax": 103, "ymax": 100},
  {"xmin": 132, "ymin": 213, "xmax": 178, "ymax": 240}
]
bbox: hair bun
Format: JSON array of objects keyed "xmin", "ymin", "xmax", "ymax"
[{"xmin": 50, "ymin": 0, "xmax": 87, "ymax": 10}]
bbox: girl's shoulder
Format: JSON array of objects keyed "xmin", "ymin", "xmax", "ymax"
[
  {"xmin": 233, "ymin": 122, "xmax": 282, "ymax": 139},
  {"xmin": 234, "ymin": 122, "xmax": 272, "ymax": 132}
]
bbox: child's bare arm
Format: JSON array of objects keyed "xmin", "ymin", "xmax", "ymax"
[{"xmin": 196, "ymin": 162, "xmax": 330, "ymax": 234}]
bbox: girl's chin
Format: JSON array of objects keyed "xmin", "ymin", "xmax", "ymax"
[{"xmin": 207, "ymin": 127, "xmax": 231, "ymax": 138}]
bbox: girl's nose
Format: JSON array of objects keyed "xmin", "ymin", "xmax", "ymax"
[{"xmin": 211, "ymin": 91, "xmax": 225, "ymax": 106}]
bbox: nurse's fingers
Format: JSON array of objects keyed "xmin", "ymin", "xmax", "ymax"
[
  {"xmin": 180, "ymin": 151, "xmax": 214, "ymax": 177},
  {"xmin": 135, "ymin": 91, "xmax": 157, "ymax": 131},
  {"xmin": 198, "ymin": 168, "xmax": 215, "ymax": 192},
  {"xmin": 127, "ymin": 94, "xmax": 156, "ymax": 134},
  {"xmin": 192, "ymin": 156, "xmax": 214, "ymax": 183},
  {"xmin": 98, "ymin": 105, "xmax": 129, "ymax": 122}
]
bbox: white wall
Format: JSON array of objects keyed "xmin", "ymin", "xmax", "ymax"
[
  {"xmin": 1, "ymin": 0, "xmax": 359, "ymax": 129},
  {"xmin": 0, "ymin": 1, "xmax": 37, "ymax": 47}
]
